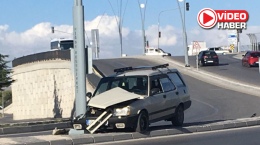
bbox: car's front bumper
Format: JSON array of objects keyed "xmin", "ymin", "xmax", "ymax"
[{"xmin": 72, "ymin": 114, "xmax": 139, "ymax": 130}]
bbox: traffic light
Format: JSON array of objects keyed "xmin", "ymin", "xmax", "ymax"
[
  {"xmin": 146, "ymin": 40, "xmax": 149, "ymax": 47},
  {"xmin": 186, "ymin": 2, "xmax": 189, "ymax": 11},
  {"xmin": 159, "ymin": 31, "xmax": 161, "ymax": 38},
  {"xmin": 51, "ymin": 26, "xmax": 54, "ymax": 33}
]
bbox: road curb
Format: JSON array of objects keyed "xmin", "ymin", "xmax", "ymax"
[{"xmin": 4, "ymin": 117, "xmax": 260, "ymax": 145}]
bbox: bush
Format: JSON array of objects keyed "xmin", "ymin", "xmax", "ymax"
[{"xmin": 0, "ymin": 90, "xmax": 12, "ymax": 106}]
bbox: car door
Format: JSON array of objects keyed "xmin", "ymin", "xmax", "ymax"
[
  {"xmin": 244, "ymin": 52, "xmax": 251, "ymax": 64},
  {"xmin": 167, "ymin": 72, "xmax": 189, "ymax": 100},
  {"xmin": 147, "ymin": 75, "xmax": 167, "ymax": 121},
  {"xmin": 158, "ymin": 76, "xmax": 179, "ymax": 117}
]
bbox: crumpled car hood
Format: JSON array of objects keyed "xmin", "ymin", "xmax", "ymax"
[{"xmin": 88, "ymin": 87, "xmax": 142, "ymax": 109}]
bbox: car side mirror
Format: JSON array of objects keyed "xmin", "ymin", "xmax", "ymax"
[
  {"xmin": 151, "ymin": 88, "xmax": 160, "ymax": 95},
  {"xmin": 86, "ymin": 92, "xmax": 92, "ymax": 98},
  {"xmin": 242, "ymin": 55, "xmax": 245, "ymax": 57}
]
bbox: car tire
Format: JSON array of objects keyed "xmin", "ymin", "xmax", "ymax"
[
  {"xmin": 171, "ymin": 105, "xmax": 184, "ymax": 126},
  {"xmin": 135, "ymin": 111, "xmax": 149, "ymax": 132},
  {"xmin": 246, "ymin": 62, "xmax": 251, "ymax": 68}
]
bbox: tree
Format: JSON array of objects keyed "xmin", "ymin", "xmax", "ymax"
[{"xmin": 0, "ymin": 54, "xmax": 14, "ymax": 91}]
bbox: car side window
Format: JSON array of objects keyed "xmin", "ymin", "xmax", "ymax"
[
  {"xmin": 167, "ymin": 72, "xmax": 185, "ymax": 87},
  {"xmin": 246, "ymin": 52, "xmax": 251, "ymax": 57},
  {"xmin": 150, "ymin": 78, "xmax": 163, "ymax": 95},
  {"xmin": 159, "ymin": 77, "xmax": 176, "ymax": 92}
]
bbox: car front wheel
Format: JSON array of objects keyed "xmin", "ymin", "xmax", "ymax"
[
  {"xmin": 135, "ymin": 111, "xmax": 149, "ymax": 132},
  {"xmin": 171, "ymin": 105, "xmax": 184, "ymax": 126}
]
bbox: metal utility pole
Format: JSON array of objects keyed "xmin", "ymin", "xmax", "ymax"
[
  {"xmin": 237, "ymin": 29, "xmax": 242, "ymax": 53},
  {"xmin": 91, "ymin": 29, "xmax": 100, "ymax": 59},
  {"xmin": 138, "ymin": 0, "xmax": 147, "ymax": 54},
  {"xmin": 177, "ymin": 0, "xmax": 190, "ymax": 67},
  {"xmin": 73, "ymin": 0, "xmax": 86, "ymax": 116}
]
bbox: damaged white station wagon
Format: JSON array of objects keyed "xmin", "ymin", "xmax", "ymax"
[{"xmin": 72, "ymin": 64, "xmax": 191, "ymax": 133}]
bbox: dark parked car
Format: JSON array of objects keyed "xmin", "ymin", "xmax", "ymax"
[
  {"xmin": 198, "ymin": 50, "xmax": 219, "ymax": 66},
  {"xmin": 242, "ymin": 51, "xmax": 260, "ymax": 67}
]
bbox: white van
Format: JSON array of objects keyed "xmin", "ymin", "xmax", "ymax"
[{"xmin": 145, "ymin": 48, "xmax": 171, "ymax": 56}]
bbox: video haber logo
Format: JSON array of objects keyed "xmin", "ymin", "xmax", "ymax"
[{"xmin": 197, "ymin": 8, "xmax": 249, "ymax": 29}]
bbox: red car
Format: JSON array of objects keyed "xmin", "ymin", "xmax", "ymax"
[{"xmin": 242, "ymin": 51, "xmax": 260, "ymax": 67}]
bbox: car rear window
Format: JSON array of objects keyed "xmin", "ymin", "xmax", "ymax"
[
  {"xmin": 251, "ymin": 52, "xmax": 260, "ymax": 57},
  {"xmin": 205, "ymin": 51, "xmax": 217, "ymax": 56}
]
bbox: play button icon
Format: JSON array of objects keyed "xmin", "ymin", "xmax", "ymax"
[
  {"xmin": 203, "ymin": 12, "xmax": 214, "ymax": 24},
  {"xmin": 197, "ymin": 8, "xmax": 217, "ymax": 29}
]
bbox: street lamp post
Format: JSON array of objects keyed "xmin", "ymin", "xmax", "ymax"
[
  {"xmin": 158, "ymin": 8, "xmax": 180, "ymax": 49},
  {"xmin": 138, "ymin": 0, "xmax": 147, "ymax": 54},
  {"xmin": 73, "ymin": 0, "xmax": 87, "ymax": 117},
  {"xmin": 176, "ymin": 0, "xmax": 190, "ymax": 67}
]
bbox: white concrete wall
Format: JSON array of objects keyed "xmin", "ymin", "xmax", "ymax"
[{"xmin": 12, "ymin": 60, "xmax": 75, "ymax": 120}]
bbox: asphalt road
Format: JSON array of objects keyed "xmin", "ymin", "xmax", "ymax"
[
  {"xmin": 94, "ymin": 126, "xmax": 260, "ymax": 145},
  {"xmin": 168, "ymin": 54, "xmax": 260, "ymax": 87},
  {"xmin": 93, "ymin": 57, "xmax": 260, "ymax": 127}
]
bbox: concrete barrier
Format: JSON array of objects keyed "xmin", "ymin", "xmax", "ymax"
[{"xmin": 0, "ymin": 120, "xmax": 71, "ymax": 135}]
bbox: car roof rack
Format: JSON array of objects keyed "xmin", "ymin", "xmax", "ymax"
[
  {"xmin": 114, "ymin": 67, "xmax": 133, "ymax": 73},
  {"xmin": 113, "ymin": 63, "xmax": 170, "ymax": 74},
  {"xmin": 151, "ymin": 63, "xmax": 169, "ymax": 70}
]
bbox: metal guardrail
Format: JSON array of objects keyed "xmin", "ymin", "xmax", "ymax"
[{"xmin": 12, "ymin": 50, "xmax": 71, "ymax": 67}]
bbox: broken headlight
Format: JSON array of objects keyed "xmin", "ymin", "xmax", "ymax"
[{"xmin": 113, "ymin": 106, "xmax": 130, "ymax": 116}]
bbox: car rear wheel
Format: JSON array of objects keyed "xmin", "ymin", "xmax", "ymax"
[
  {"xmin": 135, "ymin": 111, "xmax": 149, "ymax": 132},
  {"xmin": 171, "ymin": 105, "xmax": 184, "ymax": 126}
]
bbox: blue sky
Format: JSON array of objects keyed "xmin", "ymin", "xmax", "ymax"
[
  {"xmin": 0, "ymin": 0, "xmax": 260, "ymax": 60},
  {"xmin": 1, "ymin": 0, "xmax": 259, "ymax": 31}
]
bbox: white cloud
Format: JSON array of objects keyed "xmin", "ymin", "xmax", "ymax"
[
  {"xmin": 0, "ymin": 15, "xmax": 260, "ymax": 63},
  {"xmin": 0, "ymin": 25, "xmax": 9, "ymax": 32}
]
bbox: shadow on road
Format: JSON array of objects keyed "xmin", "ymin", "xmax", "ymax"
[{"xmin": 148, "ymin": 120, "xmax": 225, "ymax": 131}]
